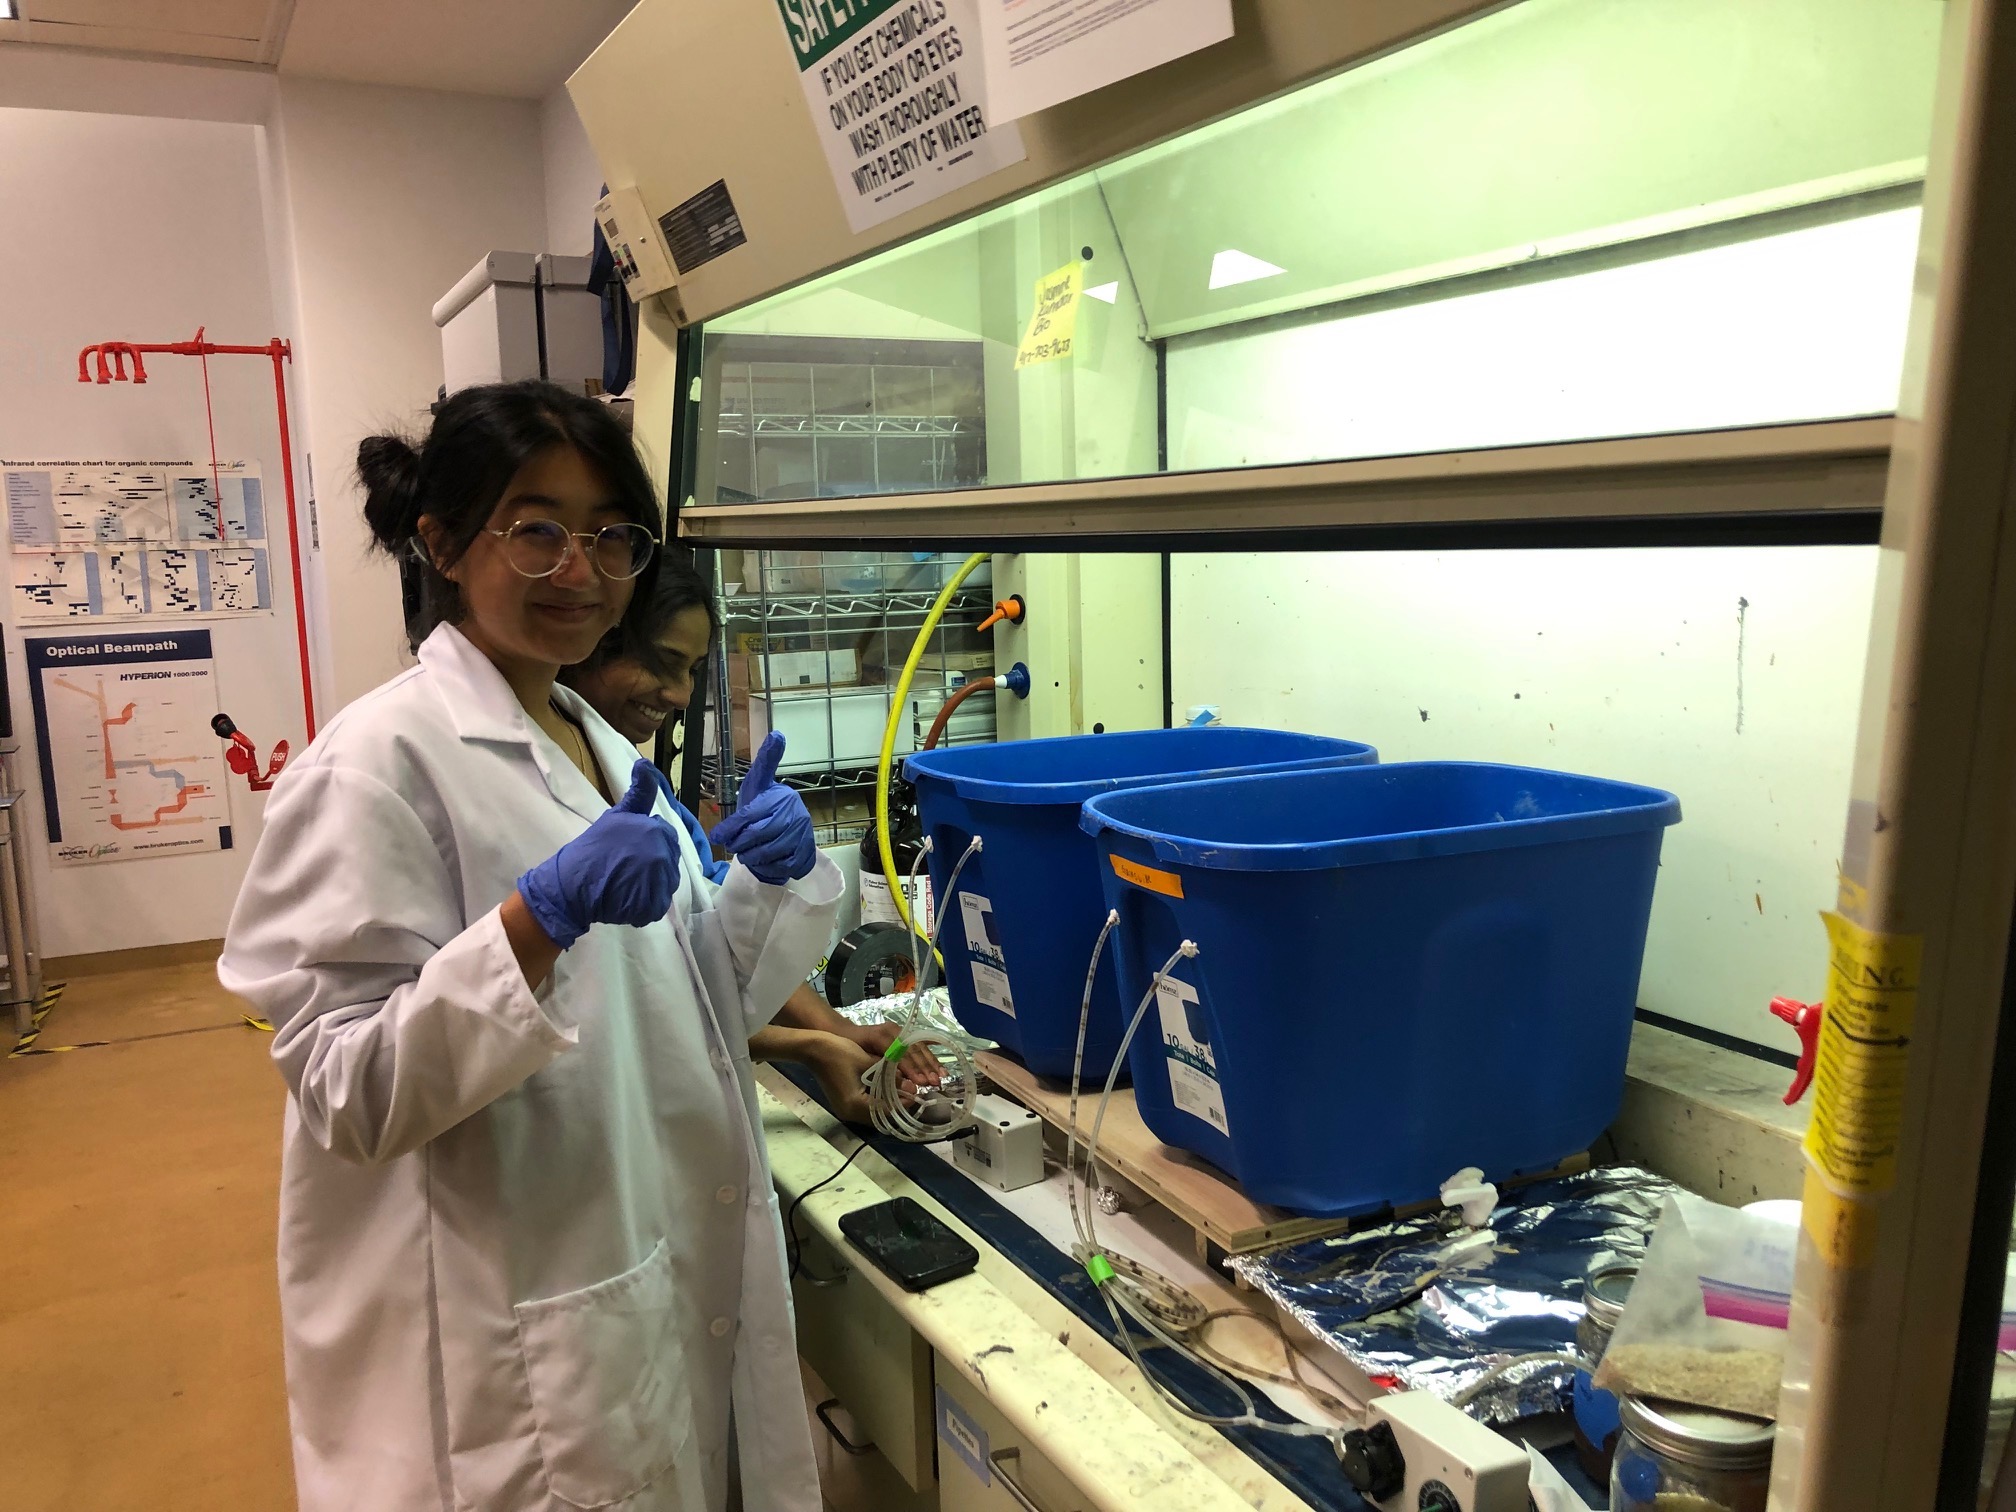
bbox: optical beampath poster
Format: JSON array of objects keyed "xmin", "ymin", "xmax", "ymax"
[{"xmin": 26, "ymin": 630, "xmax": 232, "ymax": 866}]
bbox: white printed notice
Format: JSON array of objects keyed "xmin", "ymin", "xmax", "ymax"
[
  {"xmin": 1155, "ymin": 973, "xmax": 1228, "ymax": 1134},
  {"xmin": 773, "ymin": 0, "xmax": 1027, "ymax": 233},
  {"xmin": 975, "ymin": 0, "xmax": 1233, "ymax": 122},
  {"xmin": 4, "ymin": 460, "xmax": 273, "ymax": 622},
  {"xmin": 26, "ymin": 630, "xmax": 232, "ymax": 866},
  {"xmin": 959, "ymin": 891, "xmax": 1016, "ymax": 1016}
]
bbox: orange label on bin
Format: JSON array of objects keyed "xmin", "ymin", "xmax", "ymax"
[{"xmin": 1110, "ymin": 855, "xmax": 1184, "ymax": 898}]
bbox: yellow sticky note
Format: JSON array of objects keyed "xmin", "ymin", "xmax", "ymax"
[
  {"xmin": 1802, "ymin": 911, "xmax": 1921, "ymax": 1197},
  {"xmin": 1015, "ymin": 262, "xmax": 1082, "ymax": 370}
]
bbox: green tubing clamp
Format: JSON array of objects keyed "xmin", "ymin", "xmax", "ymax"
[
  {"xmin": 1086, "ymin": 1254, "xmax": 1117, "ymax": 1287},
  {"xmin": 883, "ymin": 1038, "xmax": 909, "ymax": 1062}
]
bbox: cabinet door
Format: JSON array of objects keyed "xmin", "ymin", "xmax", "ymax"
[
  {"xmin": 793, "ymin": 1224, "xmax": 936, "ymax": 1491},
  {"xmin": 933, "ymin": 1352, "xmax": 1088, "ymax": 1512}
]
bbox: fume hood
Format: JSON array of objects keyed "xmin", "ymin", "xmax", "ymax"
[{"xmin": 568, "ymin": 0, "xmax": 2016, "ymax": 1507}]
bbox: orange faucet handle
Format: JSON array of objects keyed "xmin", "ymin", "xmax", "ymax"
[{"xmin": 978, "ymin": 594, "xmax": 1027, "ymax": 633}]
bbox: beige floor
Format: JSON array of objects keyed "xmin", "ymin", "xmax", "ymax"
[
  {"xmin": 0, "ymin": 959, "xmax": 914, "ymax": 1512},
  {"xmin": 0, "ymin": 959, "xmax": 295, "ymax": 1512}
]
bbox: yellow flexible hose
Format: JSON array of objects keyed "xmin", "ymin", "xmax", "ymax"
[{"xmin": 878, "ymin": 552, "xmax": 991, "ymax": 951}]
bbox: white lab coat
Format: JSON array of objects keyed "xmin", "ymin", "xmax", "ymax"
[{"xmin": 219, "ymin": 623, "xmax": 841, "ymax": 1512}]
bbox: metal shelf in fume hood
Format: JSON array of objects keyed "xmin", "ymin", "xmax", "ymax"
[{"xmin": 718, "ymin": 589, "xmax": 994, "ymax": 624}]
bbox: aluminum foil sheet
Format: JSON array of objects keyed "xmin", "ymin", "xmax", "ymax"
[
  {"xmin": 832, "ymin": 986, "xmax": 994, "ymax": 1055},
  {"xmin": 1229, "ymin": 1165, "xmax": 1678, "ymax": 1424}
]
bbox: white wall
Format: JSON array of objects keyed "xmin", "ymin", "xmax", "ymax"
[
  {"xmin": 540, "ymin": 86, "xmax": 606, "ymax": 257},
  {"xmin": 272, "ymin": 77, "xmax": 545, "ymax": 711},
  {"xmin": 0, "ymin": 107, "xmax": 306, "ymax": 956},
  {"xmin": 0, "ymin": 45, "xmax": 274, "ymax": 124}
]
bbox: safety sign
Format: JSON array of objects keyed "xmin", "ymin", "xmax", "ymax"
[{"xmin": 772, "ymin": 0, "xmax": 1027, "ymax": 232}]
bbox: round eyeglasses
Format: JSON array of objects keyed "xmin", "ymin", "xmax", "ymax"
[{"xmin": 485, "ymin": 520, "xmax": 658, "ymax": 581}]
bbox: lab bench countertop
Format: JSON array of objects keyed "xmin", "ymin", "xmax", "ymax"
[{"xmin": 758, "ymin": 1069, "xmax": 1325, "ymax": 1512}]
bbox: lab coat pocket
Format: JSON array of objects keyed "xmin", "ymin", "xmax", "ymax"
[{"xmin": 515, "ymin": 1237, "xmax": 693, "ymax": 1509}]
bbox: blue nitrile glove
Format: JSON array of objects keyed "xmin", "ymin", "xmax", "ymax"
[
  {"xmin": 516, "ymin": 759, "xmax": 683, "ymax": 948},
  {"xmin": 711, "ymin": 732, "xmax": 817, "ymax": 885},
  {"xmin": 641, "ymin": 763, "xmax": 733, "ymax": 884}
]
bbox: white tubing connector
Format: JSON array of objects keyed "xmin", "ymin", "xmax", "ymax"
[{"xmin": 1440, "ymin": 1166, "xmax": 1500, "ymax": 1228}]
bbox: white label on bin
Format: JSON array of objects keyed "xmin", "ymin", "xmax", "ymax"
[
  {"xmin": 961, "ymin": 893, "xmax": 1005, "ymax": 964},
  {"xmin": 1156, "ymin": 975, "xmax": 1228, "ymax": 1134},
  {"xmin": 971, "ymin": 961, "xmax": 1016, "ymax": 1018}
]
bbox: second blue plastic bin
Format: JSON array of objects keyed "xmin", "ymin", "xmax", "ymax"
[
  {"xmin": 1081, "ymin": 762, "xmax": 1681, "ymax": 1216},
  {"xmin": 904, "ymin": 728, "xmax": 1377, "ymax": 1079}
]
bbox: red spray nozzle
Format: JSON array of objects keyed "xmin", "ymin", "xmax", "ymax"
[{"xmin": 1769, "ymin": 995, "xmax": 1824, "ymax": 1104}]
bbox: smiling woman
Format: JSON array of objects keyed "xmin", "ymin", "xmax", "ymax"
[
  {"xmin": 562, "ymin": 552, "xmax": 720, "ymax": 746},
  {"xmin": 360, "ymin": 382, "xmax": 667, "ymax": 790},
  {"xmin": 361, "ymin": 382, "xmax": 663, "ymax": 661},
  {"xmin": 220, "ymin": 378, "xmax": 844, "ymax": 1512}
]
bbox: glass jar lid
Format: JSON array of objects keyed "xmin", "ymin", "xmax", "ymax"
[
  {"xmin": 1584, "ymin": 1262, "xmax": 1638, "ymax": 1330},
  {"xmin": 1619, "ymin": 1395, "xmax": 1776, "ymax": 1470}
]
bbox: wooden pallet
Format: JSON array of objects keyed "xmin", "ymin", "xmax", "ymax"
[{"xmin": 979, "ymin": 1050, "xmax": 1589, "ymax": 1264}]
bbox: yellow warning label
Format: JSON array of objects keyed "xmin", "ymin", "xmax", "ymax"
[
  {"xmin": 1802, "ymin": 911, "xmax": 1921, "ymax": 1197},
  {"xmin": 1801, "ymin": 1166, "xmax": 1879, "ymax": 1268},
  {"xmin": 1110, "ymin": 855, "xmax": 1184, "ymax": 899},
  {"xmin": 1014, "ymin": 262, "xmax": 1082, "ymax": 370}
]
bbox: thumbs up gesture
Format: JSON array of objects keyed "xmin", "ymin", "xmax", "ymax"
[
  {"xmin": 710, "ymin": 732, "xmax": 818, "ymax": 885},
  {"xmin": 515, "ymin": 758, "xmax": 684, "ymax": 948}
]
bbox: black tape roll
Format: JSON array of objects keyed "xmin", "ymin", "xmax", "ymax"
[{"xmin": 825, "ymin": 922, "xmax": 939, "ymax": 1007}]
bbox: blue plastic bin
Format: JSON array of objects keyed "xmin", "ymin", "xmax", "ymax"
[
  {"xmin": 904, "ymin": 729, "xmax": 1378, "ymax": 1079},
  {"xmin": 1080, "ymin": 762, "xmax": 1680, "ymax": 1216}
]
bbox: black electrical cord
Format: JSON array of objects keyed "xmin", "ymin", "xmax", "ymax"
[{"xmin": 785, "ymin": 1138, "xmax": 870, "ymax": 1282}]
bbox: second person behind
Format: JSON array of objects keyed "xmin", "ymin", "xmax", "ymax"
[{"xmin": 561, "ymin": 555, "xmax": 944, "ymax": 1119}]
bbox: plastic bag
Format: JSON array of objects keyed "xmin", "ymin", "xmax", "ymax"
[
  {"xmin": 1591, "ymin": 1193, "xmax": 1795, "ymax": 1420},
  {"xmin": 1528, "ymin": 1444, "xmax": 1596, "ymax": 1511}
]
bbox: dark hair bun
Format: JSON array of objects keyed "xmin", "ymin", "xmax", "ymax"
[{"xmin": 357, "ymin": 433, "xmax": 423, "ymax": 552}]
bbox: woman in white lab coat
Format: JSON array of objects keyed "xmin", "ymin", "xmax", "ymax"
[{"xmin": 219, "ymin": 380, "xmax": 840, "ymax": 1512}]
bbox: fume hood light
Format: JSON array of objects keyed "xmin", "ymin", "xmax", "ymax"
[
  {"xmin": 1085, "ymin": 281, "xmax": 1120, "ymax": 304},
  {"xmin": 1208, "ymin": 249, "xmax": 1286, "ymax": 291}
]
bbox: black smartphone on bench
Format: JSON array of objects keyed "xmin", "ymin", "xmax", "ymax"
[{"xmin": 838, "ymin": 1197, "xmax": 979, "ymax": 1292}]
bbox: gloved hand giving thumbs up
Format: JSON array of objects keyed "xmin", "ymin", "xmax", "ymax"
[
  {"xmin": 711, "ymin": 732, "xmax": 818, "ymax": 885},
  {"xmin": 516, "ymin": 758, "xmax": 683, "ymax": 949}
]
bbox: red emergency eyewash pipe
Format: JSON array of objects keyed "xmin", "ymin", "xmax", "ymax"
[{"xmin": 75, "ymin": 328, "xmax": 317, "ymax": 741}]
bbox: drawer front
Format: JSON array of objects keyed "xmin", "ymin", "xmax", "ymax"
[
  {"xmin": 934, "ymin": 1351, "xmax": 1088, "ymax": 1512},
  {"xmin": 794, "ymin": 1226, "xmax": 936, "ymax": 1491}
]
